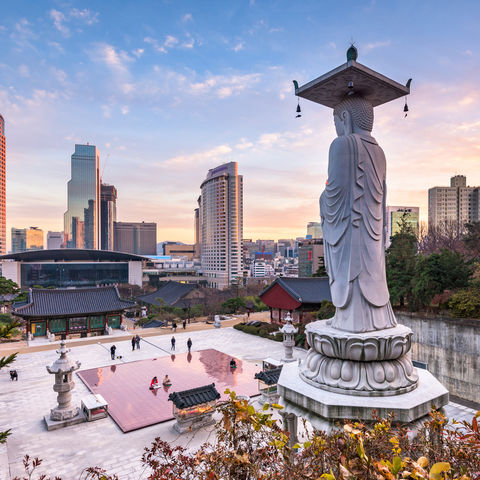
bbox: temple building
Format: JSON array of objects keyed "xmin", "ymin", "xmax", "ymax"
[
  {"xmin": 12, "ymin": 285, "xmax": 135, "ymax": 338},
  {"xmin": 260, "ymin": 277, "xmax": 331, "ymax": 323}
]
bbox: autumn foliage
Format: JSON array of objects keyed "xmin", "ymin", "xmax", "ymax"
[{"xmin": 13, "ymin": 391, "xmax": 480, "ymax": 480}]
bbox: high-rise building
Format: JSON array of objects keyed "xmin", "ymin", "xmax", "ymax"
[
  {"xmin": 298, "ymin": 238, "xmax": 324, "ymax": 277},
  {"xmin": 101, "ymin": 184, "xmax": 117, "ymax": 250},
  {"xmin": 47, "ymin": 231, "xmax": 63, "ymax": 250},
  {"xmin": 200, "ymin": 162, "xmax": 243, "ymax": 289},
  {"xmin": 64, "ymin": 144, "xmax": 101, "ymax": 249},
  {"xmin": 385, "ymin": 206, "xmax": 419, "ymax": 247},
  {"xmin": 428, "ymin": 175, "xmax": 480, "ymax": 230},
  {"xmin": 114, "ymin": 221, "xmax": 156, "ymax": 255},
  {"xmin": 0, "ymin": 115, "xmax": 6, "ymax": 255},
  {"xmin": 11, "ymin": 227, "xmax": 44, "ymax": 253},
  {"xmin": 194, "ymin": 196, "xmax": 201, "ymax": 258},
  {"xmin": 11, "ymin": 228, "xmax": 25, "ymax": 253},
  {"xmin": 306, "ymin": 221, "xmax": 323, "ymax": 239}
]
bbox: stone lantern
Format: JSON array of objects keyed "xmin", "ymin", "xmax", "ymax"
[
  {"xmin": 279, "ymin": 313, "xmax": 297, "ymax": 362},
  {"xmin": 45, "ymin": 340, "xmax": 83, "ymax": 430}
]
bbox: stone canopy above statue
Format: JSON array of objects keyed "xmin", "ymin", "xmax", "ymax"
[{"xmin": 294, "ymin": 46, "xmax": 410, "ymax": 108}]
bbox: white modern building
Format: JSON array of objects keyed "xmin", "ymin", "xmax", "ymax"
[
  {"xmin": 252, "ymin": 260, "xmax": 274, "ymax": 278},
  {"xmin": 199, "ymin": 162, "xmax": 243, "ymax": 289},
  {"xmin": 428, "ymin": 175, "xmax": 480, "ymax": 230}
]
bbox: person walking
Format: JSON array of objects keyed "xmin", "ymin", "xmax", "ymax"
[
  {"xmin": 110, "ymin": 345, "xmax": 116, "ymax": 360},
  {"xmin": 171, "ymin": 336, "xmax": 176, "ymax": 351},
  {"xmin": 187, "ymin": 338, "xmax": 192, "ymax": 353},
  {"xmin": 182, "ymin": 319, "xmax": 186, "ymax": 330},
  {"xmin": 135, "ymin": 334, "xmax": 141, "ymax": 349},
  {"xmin": 131, "ymin": 336, "xmax": 136, "ymax": 351},
  {"xmin": 172, "ymin": 321, "xmax": 177, "ymax": 333}
]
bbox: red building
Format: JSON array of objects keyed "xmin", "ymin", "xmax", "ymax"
[{"xmin": 260, "ymin": 277, "xmax": 331, "ymax": 323}]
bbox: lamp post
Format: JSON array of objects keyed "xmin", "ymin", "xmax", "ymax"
[{"xmin": 279, "ymin": 313, "xmax": 297, "ymax": 363}]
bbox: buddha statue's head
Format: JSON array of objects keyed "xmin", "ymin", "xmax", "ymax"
[{"xmin": 333, "ymin": 94, "xmax": 374, "ymax": 136}]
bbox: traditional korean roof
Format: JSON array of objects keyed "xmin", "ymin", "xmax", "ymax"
[
  {"xmin": 168, "ymin": 383, "xmax": 220, "ymax": 409},
  {"xmin": 260, "ymin": 277, "xmax": 331, "ymax": 305},
  {"xmin": 12, "ymin": 286, "xmax": 136, "ymax": 318},
  {"xmin": 137, "ymin": 281, "xmax": 198, "ymax": 307},
  {"xmin": 254, "ymin": 367, "xmax": 283, "ymax": 385}
]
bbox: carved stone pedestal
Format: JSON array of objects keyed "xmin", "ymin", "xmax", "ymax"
[
  {"xmin": 279, "ymin": 361, "xmax": 448, "ymax": 423},
  {"xmin": 300, "ymin": 321, "xmax": 418, "ymax": 396}
]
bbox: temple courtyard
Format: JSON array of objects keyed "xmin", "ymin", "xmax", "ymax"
[{"xmin": 0, "ymin": 326, "xmax": 476, "ymax": 480}]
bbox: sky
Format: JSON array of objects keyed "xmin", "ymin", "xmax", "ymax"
[{"xmin": 1, "ymin": 0, "xmax": 479, "ymax": 249}]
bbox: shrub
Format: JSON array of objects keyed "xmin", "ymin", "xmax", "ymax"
[{"xmin": 449, "ymin": 285, "xmax": 480, "ymax": 318}]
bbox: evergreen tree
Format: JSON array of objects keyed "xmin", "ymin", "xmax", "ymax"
[{"xmin": 385, "ymin": 213, "xmax": 417, "ymax": 307}]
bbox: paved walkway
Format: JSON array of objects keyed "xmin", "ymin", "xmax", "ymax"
[
  {"xmin": 0, "ymin": 322, "xmax": 476, "ymax": 480},
  {"xmin": 0, "ymin": 325, "xmax": 296, "ymax": 480}
]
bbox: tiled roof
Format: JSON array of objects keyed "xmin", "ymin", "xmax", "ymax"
[
  {"xmin": 1, "ymin": 248, "xmax": 147, "ymax": 262},
  {"xmin": 260, "ymin": 277, "xmax": 332, "ymax": 304},
  {"xmin": 254, "ymin": 367, "xmax": 283, "ymax": 385},
  {"xmin": 168, "ymin": 383, "xmax": 220, "ymax": 409},
  {"xmin": 13, "ymin": 286, "xmax": 136, "ymax": 318},
  {"xmin": 137, "ymin": 281, "xmax": 197, "ymax": 307}
]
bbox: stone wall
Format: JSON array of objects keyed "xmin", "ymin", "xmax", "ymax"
[{"xmin": 397, "ymin": 312, "xmax": 479, "ymax": 406}]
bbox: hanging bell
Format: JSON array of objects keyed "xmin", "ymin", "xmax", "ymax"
[
  {"xmin": 404, "ymin": 98, "xmax": 409, "ymax": 117},
  {"xmin": 296, "ymin": 99, "xmax": 302, "ymax": 118},
  {"xmin": 296, "ymin": 103, "xmax": 301, "ymax": 113}
]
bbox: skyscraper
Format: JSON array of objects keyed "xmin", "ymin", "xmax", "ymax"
[
  {"xmin": 199, "ymin": 162, "xmax": 243, "ymax": 289},
  {"xmin": 64, "ymin": 144, "xmax": 101, "ymax": 249},
  {"xmin": 306, "ymin": 221, "xmax": 323, "ymax": 239},
  {"xmin": 428, "ymin": 175, "xmax": 480, "ymax": 230},
  {"xmin": 11, "ymin": 227, "xmax": 44, "ymax": 253},
  {"xmin": 114, "ymin": 221, "xmax": 156, "ymax": 255},
  {"xmin": 47, "ymin": 231, "xmax": 63, "ymax": 250},
  {"xmin": 0, "ymin": 115, "xmax": 6, "ymax": 255},
  {"xmin": 101, "ymin": 184, "xmax": 117, "ymax": 250}
]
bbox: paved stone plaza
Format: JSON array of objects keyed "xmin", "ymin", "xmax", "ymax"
[{"xmin": 0, "ymin": 327, "xmax": 476, "ymax": 480}]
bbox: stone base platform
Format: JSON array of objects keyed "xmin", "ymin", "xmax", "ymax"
[
  {"xmin": 44, "ymin": 411, "xmax": 86, "ymax": 431},
  {"xmin": 278, "ymin": 362, "xmax": 448, "ymax": 423}
]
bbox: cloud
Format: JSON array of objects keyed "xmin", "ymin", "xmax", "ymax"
[
  {"xmin": 182, "ymin": 34, "xmax": 195, "ymax": 49},
  {"xmin": 91, "ymin": 43, "xmax": 134, "ymax": 76},
  {"xmin": 69, "ymin": 8, "xmax": 99, "ymax": 25},
  {"xmin": 50, "ymin": 9, "xmax": 69, "ymax": 36},
  {"xmin": 164, "ymin": 35, "xmax": 178, "ymax": 48},
  {"xmin": 121, "ymin": 106, "xmax": 129, "ymax": 115},
  {"xmin": 190, "ymin": 73, "xmax": 261, "ymax": 98},
  {"xmin": 132, "ymin": 48, "xmax": 144, "ymax": 58},
  {"xmin": 10, "ymin": 18, "xmax": 36, "ymax": 49},
  {"xmin": 162, "ymin": 144, "xmax": 233, "ymax": 169},
  {"xmin": 144, "ymin": 36, "xmax": 166, "ymax": 53},
  {"xmin": 101, "ymin": 105, "xmax": 111, "ymax": 118},
  {"xmin": 18, "ymin": 65, "xmax": 30, "ymax": 77},
  {"xmin": 181, "ymin": 13, "xmax": 193, "ymax": 23},
  {"xmin": 362, "ymin": 40, "xmax": 391, "ymax": 52},
  {"xmin": 233, "ymin": 42, "xmax": 244, "ymax": 52}
]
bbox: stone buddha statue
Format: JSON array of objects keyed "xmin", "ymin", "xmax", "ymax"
[{"xmin": 320, "ymin": 93, "xmax": 396, "ymax": 333}]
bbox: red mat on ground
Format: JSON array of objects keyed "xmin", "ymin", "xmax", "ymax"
[{"xmin": 77, "ymin": 349, "xmax": 260, "ymax": 432}]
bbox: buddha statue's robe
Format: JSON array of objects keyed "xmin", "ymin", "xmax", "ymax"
[{"xmin": 320, "ymin": 133, "xmax": 396, "ymax": 332}]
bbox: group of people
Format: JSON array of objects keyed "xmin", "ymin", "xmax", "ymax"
[
  {"xmin": 171, "ymin": 319, "xmax": 188, "ymax": 333},
  {"xmin": 131, "ymin": 334, "xmax": 141, "ymax": 351},
  {"xmin": 170, "ymin": 336, "xmax": 192, "ymax": 352},
  {"xmin": 149, "ymin": 374, "xmax": 171, "ymax": 390}
]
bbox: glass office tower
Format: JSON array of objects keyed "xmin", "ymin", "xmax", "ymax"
[
  {"xmin": 101, "ymin": 183, "xmax": 117, "ymax": 250},
  {"xmin": 64, "ymin": 144, "xmax": 101, "ymax": 249}
]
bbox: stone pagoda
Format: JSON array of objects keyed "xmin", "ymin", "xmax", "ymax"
[
  {"xmin": 278, "ymin": 46, "xmax": 448, "ymax": 423},
  {"xmin": 44, "ymin": 340, "xmax": 85, "ymax": 430}
]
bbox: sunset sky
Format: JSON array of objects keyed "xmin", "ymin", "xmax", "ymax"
[{"xmin": 1, "ymin": 1, "xmax": 479, "ymax": 249}]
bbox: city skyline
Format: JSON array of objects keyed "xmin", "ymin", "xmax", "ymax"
[{"xmin": 1, "ymin": 1, "xmax": 479, "ymax": 249}]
